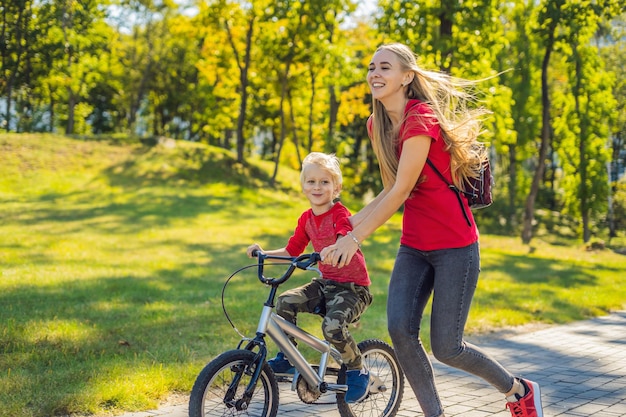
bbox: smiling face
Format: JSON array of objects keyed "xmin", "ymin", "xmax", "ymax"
[
  {"xmin": 301, "ymin": 164, "xmax": 341, "ymax": 215},
  {"xmin": 367, "ymin": 48, "xmax": 413, "ymax": 106}
]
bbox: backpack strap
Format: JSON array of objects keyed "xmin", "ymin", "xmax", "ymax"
[{"xmin": 426, "ymin": 158, "xmax": 471, "ymax": 227}]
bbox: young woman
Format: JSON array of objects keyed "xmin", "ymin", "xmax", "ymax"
[{"xmin": 320, "ymin": 43, "xmax": 543, "ymax": 417}]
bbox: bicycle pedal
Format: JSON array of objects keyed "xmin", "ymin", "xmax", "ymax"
[
  {"xmin": 368, "ymin": 373, "xmax": 386, "ymax": 393},
  {"xmin": 274, "ymin": 374, "xmax": 293, "ymax": 382}
]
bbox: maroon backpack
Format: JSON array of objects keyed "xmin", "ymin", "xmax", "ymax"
[{"xmin": 426, "ymin": 154, "xmax": 493, "ymax": 225}]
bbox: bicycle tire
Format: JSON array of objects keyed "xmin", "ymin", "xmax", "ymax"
[
  {"xmin": 336, "ymin": 339, "xmax": 404, "ymax": 417},
  {"xmin": 189, "ymin": 349, "xmax": 279, "ymax": 417}
]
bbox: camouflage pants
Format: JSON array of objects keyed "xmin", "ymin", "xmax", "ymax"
[{"xmin": 276, "ymin": 278, "xmax": 373, "ymax": 370}]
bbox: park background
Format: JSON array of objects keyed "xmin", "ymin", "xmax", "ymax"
[{"xmin": 1, "ymin": 0, "xmax": 626, "ymax": 416}]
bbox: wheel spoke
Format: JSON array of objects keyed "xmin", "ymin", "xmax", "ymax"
[{"xmin": 189, "ymin": 350, "xmax": 279, "ymax": 417}]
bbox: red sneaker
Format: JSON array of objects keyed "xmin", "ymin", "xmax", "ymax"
[{"xmin": 506, "ymin": 378, "xmax": 543, "ymax": 417}]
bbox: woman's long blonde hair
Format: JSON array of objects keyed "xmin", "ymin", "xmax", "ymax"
[{"xmin": 370, "ymin": 43, "xmax": 489, "ymax": 190}]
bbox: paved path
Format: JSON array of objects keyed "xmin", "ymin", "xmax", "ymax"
[{"xmin": 118, "ymin": 311, "xmax": 626, "ymax": 417}]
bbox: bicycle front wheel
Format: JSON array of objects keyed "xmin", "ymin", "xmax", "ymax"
[
  {"xmin": 188, "ymin": 349, "xmax": 279, "ymax": 417},
  {"xmin": 336, "ymin": 339, "xmax": 404, "ymax": 417}
]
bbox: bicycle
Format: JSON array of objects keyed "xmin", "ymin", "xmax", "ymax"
[{"xmin": 188, "ymin": 251, "xmax": 404, "ymax": 417}]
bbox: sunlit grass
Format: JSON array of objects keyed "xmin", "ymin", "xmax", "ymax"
[{"xmin": 1, "ymin": 133, "xmax": 625, "ymax": 417}]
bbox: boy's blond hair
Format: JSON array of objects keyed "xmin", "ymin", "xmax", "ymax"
[{"xmin": 300, "ymin": 152, "xmax": 343, "ymax": 197}]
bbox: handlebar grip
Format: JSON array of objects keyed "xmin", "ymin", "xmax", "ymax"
[
  {"xmin": 294, "ymin": 252, "xmax": 321, "ymax": 270},
  {"xmin": 251, "ymin": 249, "xmax": 259, "ymax": 257}
]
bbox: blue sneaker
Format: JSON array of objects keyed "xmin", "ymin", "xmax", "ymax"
[
  {"xmin": 267, "ymin": 352, "xmax": 295, "ymax": 374},
  {"xmin": 345, "ymin": 368, "xmax": 370, "ymax": 403}
]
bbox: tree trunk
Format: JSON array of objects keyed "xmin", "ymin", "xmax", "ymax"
[
  {"xmin": 271, "ymin": 73, "xmax": 290, "ymax": 186},
  {"xmin": 307, "ymin": 67, "xmax": 316, "ymax": 154},
  {"xmin": 1, "ymin": 1, "xmax": 29, "ymax": 132},
  {"xmin": 521, "ymin": 2, "xmax": 563, "ymax": 244},
  {"xmin": 287, "ymin": 88, "xmax": 302, "ymax": 167},
  {"xmin": 508, "ymin": 146, "xmax": 517, "ymax": 228},
  {"xmin": 270, "ymin": 10, "xmax": 304, "ymax": 186},
  {"xmin": 49, "ymin": 96, "xmax": 55, "ymax": 132},
  {"xmin": 521, "ymin": 36, "xmax": 554, "ymax": 244},
  {"xmin": 225, "ymin": 13, "xmax": 255, "ymax": 164},
  {"xmin": 327, "ymin": 85, "xmax": 339, "ymax": 153},
  {"xmin": 66, "ymin": 89, "xmax": 76, "ymax": 134},
  {"xmin": 438, "ymin": 0, "xmax": 454, "ymax": 72},
  {"xmin": 4, "ymin": 85, "xmax": 13, "ymax": 131},
  {"xmin": 607, "ymin": 161, "xmax": 615, "ymax": 242},
  {"xmin": 573, "ymin": 45, "xmax": 590, "ymax": 243}
]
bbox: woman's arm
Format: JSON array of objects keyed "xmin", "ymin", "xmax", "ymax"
[
  {"xmin": 322, "ymin": 135, "xmax": 431, "ymax": 267},
  {"xmin": 349, "ymin": 187, "xmax": 389, "ymax": 229}
]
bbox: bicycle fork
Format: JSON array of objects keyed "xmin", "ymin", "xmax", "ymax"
[{"xmin": 224, "ymin": 348, "xmax": 267, "ymax": 411}]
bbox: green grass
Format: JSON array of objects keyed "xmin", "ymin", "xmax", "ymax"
[{"xmin": 1, "ymin": 133, "xmax": 625, "ymax": 417}]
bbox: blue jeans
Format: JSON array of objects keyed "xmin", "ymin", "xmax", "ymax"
[{"xmin": 387, "ymin": 243, "xmax": 515, "ymax": 417}]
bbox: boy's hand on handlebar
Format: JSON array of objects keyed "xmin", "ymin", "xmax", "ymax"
[{"xmin": 247, "ymin": 243, "xmax": 262, "ymax": 258}]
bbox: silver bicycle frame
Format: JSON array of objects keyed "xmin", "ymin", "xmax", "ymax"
[{"xmin": 256, "ymin": 306, "xmax": 347, "ymax": 393}]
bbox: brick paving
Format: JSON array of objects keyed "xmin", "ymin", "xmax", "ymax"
[{"xmin": 118, "ymin": 311, "xmax": 626, "ymax": 417}]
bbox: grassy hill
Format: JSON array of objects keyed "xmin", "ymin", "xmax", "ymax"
[{"xmin": 1, "ymin": 133, "xmax": 625, "ymax": 417}]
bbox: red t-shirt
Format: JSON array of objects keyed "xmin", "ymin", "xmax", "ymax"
[
  {"xmin": 285, "ymin": 202, "xmax": 370, "ymax": 286},
  {"xmin": 368, "ymin": 99, "xmax": 478, "ymax": 251}
]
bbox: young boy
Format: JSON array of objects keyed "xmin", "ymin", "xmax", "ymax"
[{"xmin": 246, "ymin": 152, "xmax": 373, "ymax": 403}]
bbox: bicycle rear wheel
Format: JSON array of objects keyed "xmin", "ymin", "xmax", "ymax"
[
  {"xmin": 189, "ymin": 349, "xmax": 279, "ymax": 417},
  {"xmin": 336, "ymin": 339, "xmax": 404, "ymax": 417}
]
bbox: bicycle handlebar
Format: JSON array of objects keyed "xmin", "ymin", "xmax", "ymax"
[{"xmin": 251, "ymin": 250, "xmax": 322, "ymax": 286}]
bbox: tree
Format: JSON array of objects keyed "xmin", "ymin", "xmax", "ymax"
[
  {"xmin": 521, "ymin": 0, "xmax": 565, "ymax": 244},
  {"xmin": 198, "ymin": 0, "xmax": 266, "ymax": 162},
  {"xmin": 1, "ymin": 0, "xmax": 34, "ymax": 131},
  {"xmin": 256, "ymin": 0, "xmax": 357, "ymax": 184},
  {"xmin": 599, "ymin": 13, "xmax": 626, "ymax": 240},
  {"xmin": 47, "ymin": 0, "xmax": 110, "ymax": 134},
  {"xmin": 498, "ymin": 1, "xmax": 542, "ymax": 230}
]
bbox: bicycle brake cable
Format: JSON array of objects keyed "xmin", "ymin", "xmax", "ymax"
[{"xmin": 221, "ymin": 262, "xmax": 284, "ymax": 338}]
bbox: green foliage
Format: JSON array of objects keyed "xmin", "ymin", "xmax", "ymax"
[
  {"xmin": 549, "ymin": 3, "xmax": 617, "ymax": 240},
  {"xmin": 496, "ymin": 0, "xmax": 543, "ymax": 221},
  {"xmin": 2, "ymin": 1, "xmax": 625, "ymax": 242}
]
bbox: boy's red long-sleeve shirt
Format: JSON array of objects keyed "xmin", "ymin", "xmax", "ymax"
[{"xmin": 285, "ymin": 202, "xmax": 370, "ymax": 286}]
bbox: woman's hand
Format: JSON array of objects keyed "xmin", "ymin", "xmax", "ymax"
[{"xmin": 320, "ymin": 234, "xmax": 360, "ymax": 268}]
